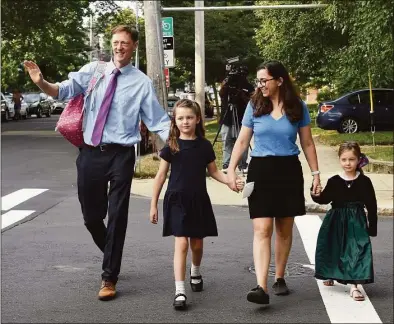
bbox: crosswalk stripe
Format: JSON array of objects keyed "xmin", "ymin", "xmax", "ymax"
[
  {"xmin": 1, "ymin": 188, "xmax": 48, "ymax": 211},
  {"xmin": 295, "ymin": 215, "xmax": 382, "ymax": 323},
  {"xmin": 1, "ymin": 210, "xmax": 35, "ymax": 229}
]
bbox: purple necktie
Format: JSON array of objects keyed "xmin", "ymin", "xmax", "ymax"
[{"xmin": 91, "ymin": 68, "xmax": 121, "ymax": 146}]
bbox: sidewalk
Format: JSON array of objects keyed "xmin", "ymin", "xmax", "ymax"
[{"xmin": 131, "ymin": 143, "xmax": 393, "ymax": 216}]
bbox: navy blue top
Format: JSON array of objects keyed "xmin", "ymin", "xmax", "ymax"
[{"xmin": 160, "ymin": 137, "xmax": 216, "ymax": 193}]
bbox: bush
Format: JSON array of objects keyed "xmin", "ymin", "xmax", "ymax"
[{"xmin": 316, "ymin": 85, "xmax": 337, "ymax": 102}]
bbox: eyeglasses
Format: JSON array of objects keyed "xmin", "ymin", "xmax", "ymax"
[
  {"xmin": 112, "ymin": 41, "xmax": 131, "ymax": 48},
  {"xmin": 254, "ymin": 78, "xmax": 275, "ymax": 87}
]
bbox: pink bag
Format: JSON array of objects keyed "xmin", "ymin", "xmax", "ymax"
[{"xmin": 56, "ymin": 61, "xmax": 106, "ymax": 147}]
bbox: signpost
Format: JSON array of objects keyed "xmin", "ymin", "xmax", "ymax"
[
  {"xmin": 162, "ymin": 17, "xmax": 175, "ymax": 68},
  {"xmin": 164, "ymin": 68, "xmax": 170, "ymax": 88}
]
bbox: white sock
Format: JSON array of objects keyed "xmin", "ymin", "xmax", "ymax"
[
  {"xmin": 191, "ymin": 264, "xmax": 202, "ymax": 284},
  {"xmin": 175, "ymin": 281, "xmax": 186, "ymax": 301}
]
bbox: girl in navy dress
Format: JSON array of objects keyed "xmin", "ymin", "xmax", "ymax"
[{"xmin": 150, "ymin": 99, "xmax": 243, "ymax": 310}]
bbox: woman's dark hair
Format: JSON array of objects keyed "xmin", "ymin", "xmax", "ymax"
[
  {"xmin": 338, "ymin": 141, "xmax": 364, "ymax": 174},
  {"xmin": 168, "ymin": 99, "xmax": 205, "ymax": 153},
  {"xmin": 251, "ymin": 60, "xmax": 303, "ymax": 122}
]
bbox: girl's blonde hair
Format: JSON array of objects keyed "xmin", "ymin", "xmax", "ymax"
[{"xmin": 168, "ymin": 99, "xmax": 206, "ymax": 153}]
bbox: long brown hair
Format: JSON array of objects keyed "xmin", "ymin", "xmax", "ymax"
[
  {"xmin": 168, "ymin": 99, "xmax": 206, "ymax": 153},
  {"xmin": 338, "ymin": 141, "xmax": 364, "ymax": 174},
  {"xmin": 251, "ymin": 60, "xmax": 303, "ymax": 122}
]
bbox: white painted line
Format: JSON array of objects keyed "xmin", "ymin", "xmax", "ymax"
[
  {"xmin": 1, "ymin": 188, "xmax": 48, "ymax": 211},
  {"xmin": 295, "ymin": 215, "xmax": 382, "ymax": 323},
  {"xmin": 1, "ymin": 210, "xmax": 35, "ymax": 229}
]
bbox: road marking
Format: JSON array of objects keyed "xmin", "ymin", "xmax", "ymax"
[
  {"xmin": 1, "ymin": 210, "xmax": 35, "ymax": 229},
  {"xmin": 1, "ymin": 188, "xmax": 48, "ymax": 211},
  {"xmin": 295, "ymin": 215, "xmax": 382, "ymax": 323}
]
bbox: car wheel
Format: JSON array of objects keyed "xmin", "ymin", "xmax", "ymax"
[
  {"xmin": 339, "ymin": 117, "xmax": 359, "ymax": 133},
  {"xmin": 37, "ymin": 108, "xmax": 42, "ymax": 118},
  {"xmin": 46, "ymin": 110, "xmax": 51, "ymax": 117}
]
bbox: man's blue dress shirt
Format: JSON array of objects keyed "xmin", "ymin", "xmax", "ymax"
[{"xmin": 57, "ymin": 60, "xmax": 170, "ymax": 146}]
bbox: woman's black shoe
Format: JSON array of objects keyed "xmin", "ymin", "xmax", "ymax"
[
  {"xmin": 173, "ymin": 293, "xmax": 187, "ymax": 310},
  {"xmin": 247, "ymin": 286, "xmax": 270, "ymax": 304},
  {"xmin": 272, "ymin": 278, "xmax": 289, "ymax": 295},
  {"xmin": 190, "ymin": 275, "xmax": 203, "ymax": 292}
]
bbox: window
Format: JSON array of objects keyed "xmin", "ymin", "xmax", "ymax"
[
  {"xmin": 348, "ymin": 94, "xmax": 360, "ymax": 105},
  {"xmin": 373, "ymin": 90, "xmax": 393, "ymax": 106},
  {"xmin": 358, "ymin": 91, "xmax": 371, "ymax": 105}
]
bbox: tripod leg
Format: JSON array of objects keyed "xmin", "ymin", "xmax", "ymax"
[{"xmin": 212, "ymin": 108, "xmax": 228, "ymax": 147}]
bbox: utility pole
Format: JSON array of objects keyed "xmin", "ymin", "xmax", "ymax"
[
  {"xmin": 144, "ymin": 1, "xmax": 166, "ymax": 151},
  {"xmin": 195, "ymin": 0, "xmax": 205, "ymax": 118},
  {"xmin": 144, "ymin": 1, "xmax": 166, "ymax": 107},
  {"xmin": 135, "ymin": 3, "xmax": 139, "ymax": 69},
  {"xmin": 89, "ymin": 14, "xmax": 93, "ymax": 62}
]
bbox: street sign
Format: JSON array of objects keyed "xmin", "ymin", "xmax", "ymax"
[
  {"xmin": 164, "ymin": 68, "xmax": 170, "ymax": 88},
  {"xmin": 164, "ymin": 50, "xmax": 174, "ymax": 68},
  {"xmin": 162, "ymin": 18, "xmax": 175, "ymax": 68},
  {"xmin": 162, "ymin": 17, "xmax": 173, "ymax": 37},
  {"xmin": 163, "ymin": 37, "xmax": 174, "ymax": 50}
]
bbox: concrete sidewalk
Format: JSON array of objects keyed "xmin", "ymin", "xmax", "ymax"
[{"xmin": 131, "ymin": 143, "xmax": 393, "ymax": 216}]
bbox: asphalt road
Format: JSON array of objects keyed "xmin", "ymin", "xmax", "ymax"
[{"xmin": 1, "ymin": 116, "xmax": 393, "ymax": 323}]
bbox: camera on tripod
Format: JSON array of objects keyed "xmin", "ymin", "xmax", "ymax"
[{"xmin": 224, "ymin": 57, "xmax": 248, "ymax": 103}]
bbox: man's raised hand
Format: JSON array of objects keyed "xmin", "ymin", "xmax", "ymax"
[{"xmin": 23, "ymin": 61, "xmax": 43, "ymax": 85}]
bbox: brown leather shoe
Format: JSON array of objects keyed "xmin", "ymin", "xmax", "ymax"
[{"xmin": 98, "ymin": 280, "xmax": 116, "ymax": 301}]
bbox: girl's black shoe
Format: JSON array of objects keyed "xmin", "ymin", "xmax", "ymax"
[
  {"xmin": 173, "ymin": 293, "xmax": 187, "ymax": 310},
  {"xmin": 190, "ymin": 275, "xmax": 203, "ymax": 292},
  {"xmin": 246, "ymin": 285, "xmax": 270, "ymax": 304}
]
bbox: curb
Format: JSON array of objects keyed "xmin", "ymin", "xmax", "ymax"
[
  {"xmin": 132, "ymin": 192, "xmax": 393, "ymax": 217},
  {"xmin": 238, "ymin": 202, "xmax": 393, "ymax": 216}
]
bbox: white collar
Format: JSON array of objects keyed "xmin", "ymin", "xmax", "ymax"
[{"xmin": 339, "ymin": 171, "xmax": 360, "ymax": 181}]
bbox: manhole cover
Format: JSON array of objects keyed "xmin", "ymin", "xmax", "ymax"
[{"xmin": 248, "ymin": 262, "xmax": 315, "ymax": 277}]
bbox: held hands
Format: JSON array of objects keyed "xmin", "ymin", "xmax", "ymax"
[
  {"xmin": 236, "ymin": 178, "xmax": 245, "ymax": 191},
  {"xmin": 226, "ymin": 169, "xmax": 245, "ymax": 193},
  {"xmin": 150, "ymin": 206, "xmax": 158, "ymax": 224},
  {"xmin": 310, "ymin": 176, "xmax": 322, "ymax": 197},
  {"xmin": 23, "ymin": 61, "xmax": 44, "ymax": 84}
]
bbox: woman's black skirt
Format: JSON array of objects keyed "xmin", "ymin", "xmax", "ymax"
[{"xmin": 246, "ymin": 155, "xmax": 306, "ymax": 218}]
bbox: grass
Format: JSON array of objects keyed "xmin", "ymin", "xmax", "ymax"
[
  {"xmin": 309, "ymin": 103, "xmax": 393, "ymax": 162},
  {"xmin": 134, "ymin": 117, "xmax": 393, "ymax": 178},
  {"xmin": 359, "ymin": 145, "xmax": 393, "ymax": 162},
  {"xmin": 134, "ymin": 120, "xmax": 223, "ymax": 178}
]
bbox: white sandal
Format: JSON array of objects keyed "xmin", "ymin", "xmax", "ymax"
[{"xmin": 350, "ymin": 286, "xmax": 365, "ymax": 301}]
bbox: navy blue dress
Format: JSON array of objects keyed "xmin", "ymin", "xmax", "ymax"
[{"xmin": 160, "ymin": 137, "xmax": 218, "ymax": 238}]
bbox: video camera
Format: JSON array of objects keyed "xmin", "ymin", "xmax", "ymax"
[{"xmin": 224, "ymin": 57, "xmax": 248, "ymax": 89}]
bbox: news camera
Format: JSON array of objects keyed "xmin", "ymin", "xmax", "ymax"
[{"xmin": 224, "ymin": 56, "xmax": 248, "ymax": 88}]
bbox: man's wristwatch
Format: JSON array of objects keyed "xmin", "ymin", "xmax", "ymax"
[{"xmin": 311, "ymin": 170, "xmax": 321, "ymax": 176}]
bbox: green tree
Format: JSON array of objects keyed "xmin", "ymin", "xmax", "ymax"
[
  {"xmin": 253, "ymin": 0, "xmax": 394, "ymax": 95},
  {"xmin": 326, "ymin": 0, "xmax": 394, "ymax": 93},
  {"xmin": 1, "ymin": 0, "xmax": 117, "ymax": 91},
  {"xmin": 161, "ymin": 0, "xmax": 261, "ymax": 90}
]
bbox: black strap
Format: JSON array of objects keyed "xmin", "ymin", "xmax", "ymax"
[{"xmin": 190, "ymin": 275, "xmax": 202, "ymax": 280}]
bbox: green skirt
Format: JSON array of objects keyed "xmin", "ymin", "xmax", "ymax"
[{"xmin": 315, "ymin": 202, "xmax": 374, "ymax": 285}]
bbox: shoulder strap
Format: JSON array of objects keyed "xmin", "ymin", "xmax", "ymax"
[
  {"xmin": 86, "ymin": 61, "xmax": 107, "ymax": 94},
  {"xmin": 96, "ymin": 60, "xmax": 107, "ymax": 75}
]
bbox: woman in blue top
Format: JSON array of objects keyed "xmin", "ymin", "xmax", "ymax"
[{"xmin": 227, "ymin": 61, "xmax": 321, "ymax": 305}]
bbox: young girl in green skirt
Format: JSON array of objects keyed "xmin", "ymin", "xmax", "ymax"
[{"xmin": 311, "ymin": 141, "xmax": 377, "ymax": 301}]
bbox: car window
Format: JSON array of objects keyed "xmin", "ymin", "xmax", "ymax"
[
  {"xmin": 348, "ymin": 94, "xmax": 360, "ymax": 105},
  {"xmin": 373, "ymin": 91, "xmax": 393, "ymax": 106},
  {"xmin": 357, "ymin": 91, "xmax": 371, "ymax": 105}
]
